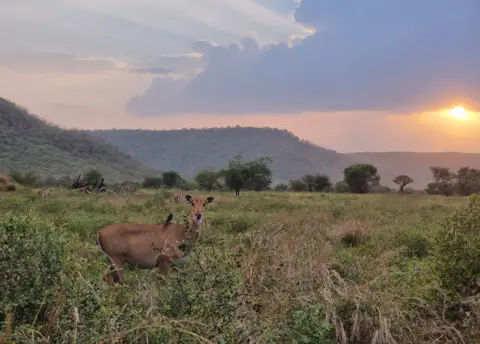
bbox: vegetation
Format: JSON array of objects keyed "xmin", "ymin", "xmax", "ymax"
[
  {"xmin": 222, "ymin": 156, "xmax": 273, "ymax": 195},
  {"xmin": 348, "ymin": 151, "xmax": 480, "ymax": 188},
  {"xmin": 425, "ymin": 166, "xmax": 480, "ymax": 196},
  {"xmin": 393, "ymin": 174, "xmax": 414, "ymax": 193},
  {"xmin": 0, "ymin": 98, "xmax": 157, "ymax": 181},
  {"xmin": 343, "ymin": 164, "xmax": 380, "ymax": 194},
  {"xmin": 1, "ymin": 187, "xmax": 479, "ymax": 343}
]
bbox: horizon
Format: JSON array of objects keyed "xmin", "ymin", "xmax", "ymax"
[{"xmin": 1, "ymin": 1, "xmax": 478, "ymax": 153}]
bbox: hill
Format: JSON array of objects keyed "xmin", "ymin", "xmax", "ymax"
[
  {"xmin": 89, "ymin": 127, "xmax": 355, "ymax": 183},
  {"xmin": 0, "ymin": 97, "xmax": 157, "ymax": 181},
  {"xmin": 347, "ymin": 151, "xmax": 480, "ymax": 188}
]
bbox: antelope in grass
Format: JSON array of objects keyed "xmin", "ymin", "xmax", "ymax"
[
  {"xmin": 172, "ymin": 191, "xmax": 184, "ymax": 204},
  {"xmin": 96, "ymin": 194, "xmax": 215, "ymax": 284},
  {"xmin": 36, "ymin": 188, "xmax": 51, "ymax": 198}
]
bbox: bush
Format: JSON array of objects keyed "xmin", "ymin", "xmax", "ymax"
[
  {"xmin": 435, "ymin": 194, "xmax": 480, "ymax": 297},
  {"xmin": 0, "ymin": 174, "xmax": 16, "ymax": 192},
  {"xmin": 0, "ymin": 213, "xmax": 71, "ymax": 326},
  {"xmin": 280, "ymin": 304, "xmax": 334, "ymax": 343},
  {"xmin": 397, "ymin": 229, "xmax": 431, "ymax": 259}
]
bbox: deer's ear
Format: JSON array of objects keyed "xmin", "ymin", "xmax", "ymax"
[
  {"xmin": 184, "ymin": 194, "xmax": 193, "ymax": 204},
  {"xmin": 204, "ymin": 196, "xmax": 215, "ymax": 205}
]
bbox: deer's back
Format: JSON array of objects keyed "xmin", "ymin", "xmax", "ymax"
[{"xmin": 98, "ymin": 223, "xmax": 188, "ymax": 261}]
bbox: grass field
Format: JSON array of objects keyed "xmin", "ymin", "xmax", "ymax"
[{"xmin": 1, "ymin": 188, "xmax": 479, "ymax": 343}]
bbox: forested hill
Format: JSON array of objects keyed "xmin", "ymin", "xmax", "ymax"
[
  {"xmin": 0, "ymin": 98, "xmax": 156, "ymax": 180},
  {"xmin": 89, "ymin": 127, "xmax": 355, "ymax": 182}
]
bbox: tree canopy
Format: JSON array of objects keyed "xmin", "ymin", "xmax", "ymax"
[
  {"xmin": 222, "ymin": 155, "xmax": 273, "ymax": 195},
  {"xmin": 344, "ymin": 164, "xmax": 380, "ymax": 194}
]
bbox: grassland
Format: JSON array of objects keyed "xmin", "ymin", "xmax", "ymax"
[{"xmin": 1, "ymin": 188, "xmax": 479, "ymax": 343}]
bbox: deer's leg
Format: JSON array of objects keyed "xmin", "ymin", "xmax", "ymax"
[
  {"xmin": 155, "ymin": 255, "xmax": 174, "ymax": 276},
  {"xmin": 104, "ymin": 257, "xmax": 125, "ymax": 284}
]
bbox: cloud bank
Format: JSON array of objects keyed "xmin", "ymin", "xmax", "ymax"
[{"xmin": 129, "ymin": 0, "xmax": 480, "ymax": 116}]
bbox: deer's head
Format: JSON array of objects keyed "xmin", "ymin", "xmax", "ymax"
[{"xmin": 184, "ymin": 194, "xmax": 215, "ymax": 227}]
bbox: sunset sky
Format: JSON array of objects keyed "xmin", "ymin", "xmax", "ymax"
[{"xmin": 0, "ymin": 0, "xmax": 479, "ymax": 152}]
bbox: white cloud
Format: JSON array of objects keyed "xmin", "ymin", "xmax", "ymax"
[{"xmin": 0, "ymin": 0, "xmax": 309, "ymax": 65}]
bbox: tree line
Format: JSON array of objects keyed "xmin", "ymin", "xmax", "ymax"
[{"xmin": 7, "ymin": 156, "xmax": 480, "ymax": 197}]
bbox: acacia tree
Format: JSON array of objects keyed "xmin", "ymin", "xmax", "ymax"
[
  {"xmin": 426, "ymin": 166, "xmax": 455, "ymax": 196},
  {"xmin": 222, "ymin": 155, "xmax": 273, "ymax": 195},
  {"xmin": 343, "ymin": 164, "xmax": 380, "ymax": 194},
  {"xmin": 393, "ymin": 175, "xmax": 414, "ymax": 193},
  {"xmin": 162, "ymin": 170, "xmax": 183, "ymax": 188}
]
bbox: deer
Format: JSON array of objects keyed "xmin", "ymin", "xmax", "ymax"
[
  {"xmin": 172, "ymin": 191, "xmax": 184, "ymax": 204},
  {"xmin": 36, "ymin": 188, "xmax": 51, "ymax": 198},
  {"xmin": 96, "ymin": 194, "xmax": 215, "ymax": 285}
]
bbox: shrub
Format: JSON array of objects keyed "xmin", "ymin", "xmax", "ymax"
[
  {"xmin": 397, "ymin": 230, "xmax": 431, "ymax": 259},
  {"xmin": 0, "ymin": 212, "xmax": 71, "ymax": 326},
  {"xmin": 0, "ymin": 174, "xmax": 16, "ymax": 192},
  {"xmin": 435, "ymin": 194, "xmax": 480, "ymax": 297},
  {"xmin": 280, "ymin": 304, "xmax": 334, "ymax": 343}
]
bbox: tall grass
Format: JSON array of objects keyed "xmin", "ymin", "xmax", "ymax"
[{"xmin": 0, "ymin": 189, "xmax": 478, "ymax": 343}]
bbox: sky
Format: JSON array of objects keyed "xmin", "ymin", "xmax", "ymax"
[{"xmin": 0, "ymin": 0, "xmax": 479, "ymax": 152}]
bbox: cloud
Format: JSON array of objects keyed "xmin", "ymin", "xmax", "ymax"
[
  {"xmin": 133, "ymin": 66, "xmax": 174, "ymax": 76},
  {"xmin": 0, "ymin": 52, "xmax": 126, "ymax": 74},
  {"xmin": 129, "ymin": 0, "xmax": 480, "ymax": 116},
  {"xmin": 0, "ymin": 0, "xmax": 308, "ymax": 63}
]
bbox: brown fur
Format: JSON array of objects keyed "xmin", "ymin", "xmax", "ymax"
[
  {"xmin": 36, "ymin": 188, "xmax": 51, "ymax": 197},
  {"xmin": 96, "ymin": 194, "xmax": 215, "ymax": 284},
  {"xmin": 172, "ymin": 191, "xmax": 184, "ymax": 204}
]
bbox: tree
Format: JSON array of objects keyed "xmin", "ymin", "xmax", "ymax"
[
  {"xmin": 162, "ymin": 170, "xmax": 183, "ymax": 188},
  {"xmin": 195, "ymin": 169, "xmax": 222, "ymax": 191},
  {"xmin": 222, "ymin": 155, "xmax": 273, "ymax": 195},
  {"xmin": 274, "ymin": 183, "xmax": 290, "ymax": 192},
  {"xmin": 301, "ymin": 174, "xmax": 316, "ymax": 192},
  {"xmin": 455, "ymin": 167, "xmax": 480, "ymax": 196},
  {"xmin": 84, "ymin": 168, "xmax": 103, "ymax": 186},
  {"xmin": 245, "ymin": 174, "xmax": 272, "ymax": 191},
  {"xmin": 333, "ymin": 180, "xmax": 349, "ymax": 193},
  {"xmin": 343, "ymin": 164, "xmax": 380, "ymax": 194},
  {"xmin": 393, "ymin": 175, "xmax": 414, "ymax": 193},
  {"xmin": 289, "ymin": 179, "xmax": 308, "ymax": 192},
  {"xmin": 426, "ymin": 166, "xmax": 455, "ymax": 196},
  {"xmin": 300, "ymin": 174, "xmax": 332, "ymax": 192},
  {"xmin": 313, "ymin": 174, "xmax": 332, "ymax": 192},
  {"xmin": 142, "ymin": 176, "xmax": 163, "ymax": 189}
]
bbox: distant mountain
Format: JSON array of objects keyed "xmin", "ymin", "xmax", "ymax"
[
  {"xmin": 0, "ymin": 98, "xmax": 156, "ymax": 181},
  {"xmin": 89, "ymin": 127, "xmax": 355, "ymax": 183},
  {"xmin": 347, "ymin": 152, "xmax": 480, "ymax": 188}
]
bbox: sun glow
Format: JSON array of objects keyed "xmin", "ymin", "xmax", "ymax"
[{"xmin": 448, "ymin": 106, "xmax": 469, "ymax": 120}]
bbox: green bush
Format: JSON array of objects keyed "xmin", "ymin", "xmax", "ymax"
[
  {"xmin": 161, "ymin": 246, "xmax": 243, "ymax": 342},
  {"xmin": 397, "ymin": 229, "xmax": 431, "ymax": 259},
  {"xmin": 0, "ymin": 212, "xmax": 71, "ymax": 325},
  {"xmin": 280, "ymin": 304, "xmax": 334, "ymax": 343},
  {"xmin": 435, "ymin": 194, "xmax": 480, "ymax": 297}
]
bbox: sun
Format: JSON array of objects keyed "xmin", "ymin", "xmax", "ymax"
[{"xmin": 448, "ymin": 106, "xmax": 469, "ymax": 120}]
